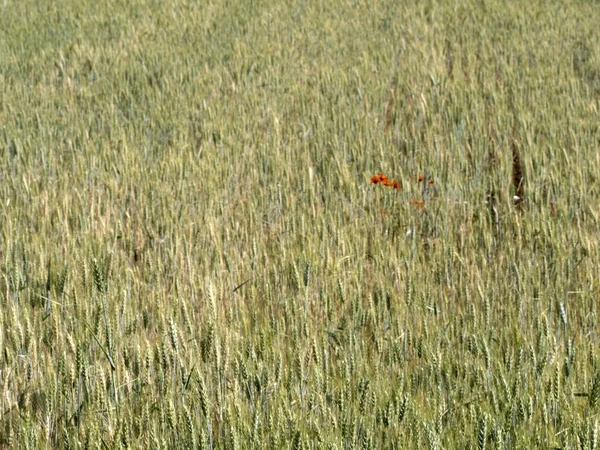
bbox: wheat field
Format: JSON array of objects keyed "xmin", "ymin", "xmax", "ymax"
[{"xmin": 1, "ymin": 0, "xmax": 600, "ymax": 448}]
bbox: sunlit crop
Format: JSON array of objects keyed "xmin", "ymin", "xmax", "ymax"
[{"xmin": 1, "ymin": 0, "xmax": 600, "ymax": 448}]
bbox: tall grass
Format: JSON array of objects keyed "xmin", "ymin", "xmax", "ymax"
[{"xmin": 1, "ymin": 0, "xmax": 600, "ymax": 448}]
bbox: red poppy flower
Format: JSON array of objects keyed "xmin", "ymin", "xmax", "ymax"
[
  {"xmin": 370, "ymin": 174, "xmax": 382, "ymax": 184},
  {"xmin": 409, "ymin": 199, "xmax": 425, "ymax": 210}
]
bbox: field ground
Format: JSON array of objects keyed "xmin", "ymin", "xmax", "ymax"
[{"xmin": 2, "ymin": 0, "xmax": 600, "ymax": 448}]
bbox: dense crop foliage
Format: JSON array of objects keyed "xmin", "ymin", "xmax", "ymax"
[{"xmin": 1, "ymin": 0, "xmax": 600, "ymax": 448}]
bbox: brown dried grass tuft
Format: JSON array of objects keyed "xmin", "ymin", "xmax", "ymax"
[{"xmin": 511, "ymin": 137, "xmax": 525, "ymax": 210}]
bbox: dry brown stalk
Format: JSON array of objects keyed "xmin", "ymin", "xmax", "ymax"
[{"xmin": 511, "ymin": 137, "xmax": 525, "ymax": 210}]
